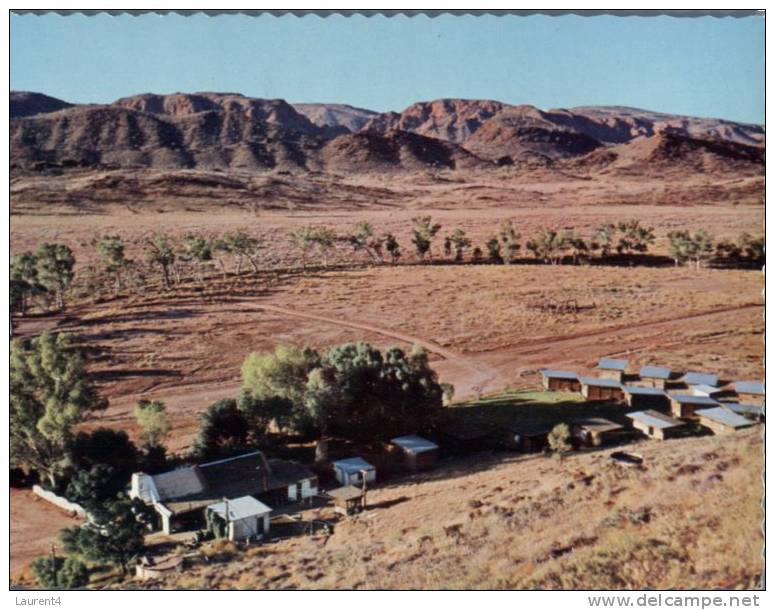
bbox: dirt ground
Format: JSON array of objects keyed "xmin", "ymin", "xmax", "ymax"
[{"xmin": 9, "ymin": 168, "xmax": 765, "ymax": 582}]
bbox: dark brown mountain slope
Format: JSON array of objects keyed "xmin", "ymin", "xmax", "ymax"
[{"xmin": 10, "ymin": 91, "xmax": 74, "ymax": 118}]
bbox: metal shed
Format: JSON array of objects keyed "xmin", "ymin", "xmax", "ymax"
[
  {"xmin": 207, "ymin": 496, "xmax": 272, "ymax": 541},
  {"xmin": 332, "ymin": 457, "xmax": 376, "ymax": 486},
  {"xmin": 692, "ymin": 384, "xmax": 724, "ymax": 398},
  {"xmin": 734, "ymin": 381, "xmax": 764, "ymax": 404},
  {"xmin": 391, "ymin": 435, "xmax": 440, "ymax": 471},
  {"xmin": 720, "ymin": 402, "xmax": 764, "ymax": 422}
]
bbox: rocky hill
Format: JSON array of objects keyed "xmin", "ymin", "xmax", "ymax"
[
  {"xmin": 292, "ymin": 103, "xmax": 378, "ymax": 134},
  {"xmin": 9, "ymin": 92, "xmax": 764, "ymax": 174}
]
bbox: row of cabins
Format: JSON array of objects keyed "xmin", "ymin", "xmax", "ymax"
[
  {"xmin": 541, "ymin": 360, "xmax": 763, "ymax": 440},
  {"xmin": 130, "ymin": 435, "xmax": 440, "ymax": 540}
]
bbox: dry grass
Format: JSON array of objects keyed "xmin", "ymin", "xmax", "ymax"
[{"xmin": 130, "ymin": 427, "xmax": 763, "ymax": 590}]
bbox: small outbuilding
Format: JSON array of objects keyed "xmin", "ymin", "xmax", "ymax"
[
  {"xmin": 540, "ymin": 369, "xmax": 581, "ymax": 392},
  {"xmin": 734, "ymin": 381, "xmax": 764, "ymax": 405},
  {"xmin": 508, "ymin": 423, "xmax": 552, "ymax": 452},
  {"xmin": 638, "ymin": 365, "xmax": 672, "ymax": 389},
  {"xmin": 720, "ymin": 402, "xmax": 764, "ymax": 422},
  {"xmin": 571, "ymin": 418, "xmax": 624, "ymax": 447},
  {"xmin": 623, "ymin": 385, "xmax": 669, "ymax": 410},
  {"xmin": 579, "ymin": 376, "xmax": 624, "ymax": 402},
  {"xmin": 332, "ymin": 457, "xmax": 376, "ymax": 486},
  {"xmin": 206, "ymin": 496, "xmax": 272, "ymax": 541},
  {"xmin": 328, "ymin": 485, "xmax": 366, "ymax": 516},
  {"xmin": 683, "ymin": 372, "xmax": 719, "ymax": 387},
  {"xmin": 391, "ymin": 435, "xmax": 440, "ymax": 471},
  {"xmin": 669, "ymin": 394, "xmax": 719, "ymax": 419},
  {"xmin": 596, "ymin": 358, "xmax": 629, "ymax": 382},
  {"xmin": 692, "ymin": 384, "xmax": 724, "ymax": 399},
  {"xmin": 695, "ymin": 407, "xmax": 755, "ymax": 435},
  {"xmin": 627, "ymin": 410, "xmax": 686, "ymax": 440}
]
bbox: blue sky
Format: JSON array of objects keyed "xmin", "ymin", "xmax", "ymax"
[{"xmin": 10, "ymin": 13, "xmax": 765, "ymax": 123}]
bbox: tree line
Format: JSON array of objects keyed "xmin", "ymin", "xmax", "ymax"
[{"xmin": 11, "ymin": 220, "xmax": 764, "ymax": 316}]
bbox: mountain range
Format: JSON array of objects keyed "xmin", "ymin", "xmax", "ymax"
[{"xmin": 9, "ymin": 91, "xmax": 765, "ymax": 174}]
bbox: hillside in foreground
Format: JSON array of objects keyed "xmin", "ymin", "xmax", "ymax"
[{"xmin": 130, "ymin": 426, "xmax": 762, "ymax": 590}]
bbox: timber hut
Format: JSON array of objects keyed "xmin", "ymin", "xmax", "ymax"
[
  {"xmin": 734, "ymin": 381, "xmax": 764, "ymax": 405},
  {"xmin": 623, "ymin": 385, "xmax": 669, "ymax": 410},
  {"xmin": 638, "ymin": 365, "xmax": 672, "ymax": 389},
  {"xmin": 540, "ymin": 369, "xmax": 581, "ymax": 392},
  {"xmin": 579, "ymin": 377, "xmax": 624, "ymax": 402},
  {"xmin": 571, "ymin": 418, "xmax": 624, "ymax": 447},
  {"xmin": 508, "ymin": 422, "xmax": 552, "ymax": 452},
  {"xmin": 627, "ymin": 410, "xmax": 686, "ymax": 440},
  {"xmin": 692, "ymin": 384, "xmax": 724, "ymax": 399},
  {"xmin": 596, "ymin": 358, "xmax": 629, "ymax": 382},
  {"xmin": 391, "ymin": 435, "xmax": 439, "ymax": 471},
  {"xmin": 683, "ymin": 372, "xmax": 719, "ymax": 387},
  {"xmin": 328, "ymin": 485, "xmax": 366, "ymax": 516},
  {"xmin": 695, "ymin": 407, "xmax": 755, "ymax": 435},
  {"xmin": 719, "ymin": 402, "xmax": 764, "ymax": 423},
  {"xmin": 332, "ymin": 457, "xmax": 376, "ymax": 486},
  {"xmin": 669, "ymin": 394, "xmax": 719, "ymax": 419}
]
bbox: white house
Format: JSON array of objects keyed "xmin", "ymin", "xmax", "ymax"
[
  {"xmin": 332, "ymin": 457, "xmax": 376, "ymax": 486},
  {"xmin": 207, "ymin": 496, "xmax": 272, "ymax": 541}
]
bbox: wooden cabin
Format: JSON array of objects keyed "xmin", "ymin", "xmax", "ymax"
[
  {"xmin": 627, "ymin": 410, "xmax": 686, "ymax": 440},
  {"xmin": 596, "ymin": 358, "xmax": 628, "ymax": 382},
  {"xmin": 328, "ymin": 485, "xmax": 366, "ymax": 516},
  {"xmin": 638, "ymin": 365, "xmax": 672, "ymax": 389},
  {"xmin": 669, "ymin": 394, "xmax": 719, "ymax": 419},
  {"xmin": 508, "ymin": 423, "xmax": 551, "ymax": 453},
  {"xmin": 579, "ymin": 377, "xmax": 624, "ymax": 402},
  {"xmin": 683, "ymin": 371, "xmax": 719, "ymax": 388},
  {"xmin": 695, "ymin": 407, "xmax": 755, "ymax": 435},
  {"xmin": 623, "ymin": 385, "xmax": 669, "ymax": 410},
  {"xmin": 719, "ymin": 402, "xmax": 764, "ymax": 423},
  {"xmin": 540, "ymin": 369, "xmax": 581, "ymax": 392},
  {"xmin": 571, "ymin": 418, "xmax": 624, "ymax": 447},
  {"xmin": 391, "ymin": 435, "xmax": 439, "ymax": 471},
  {"xmin": 734, "ymin": 381, "xmax": 764, "ymax": 405}
]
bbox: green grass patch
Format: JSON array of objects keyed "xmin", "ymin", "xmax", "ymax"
[{"xmin": 448, "ymin": 389, "xmax": 629, "ymax": 431}]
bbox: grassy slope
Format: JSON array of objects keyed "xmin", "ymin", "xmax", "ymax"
[{"xmin": 148, "ymin": 421, "xmax": 762, "ymax": 590}]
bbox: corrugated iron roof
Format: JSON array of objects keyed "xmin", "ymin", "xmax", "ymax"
[
  {"xmin": 639, "ymin": 365, "xmax": 671, "ymax": 379},
  {"xmin": 627, "ymin": 410, "xmax": 684, "ymax": 429},
  {"xmin": 695, "ymin": 407, "xmax": 754, "ymax": 429},
  {"xmin": 391, "ymin": 435, "xmax": 439, "ymax": 454},
  {"xmin": 623, "ymin": 385, "xmax": 666, "ymax": 396},
  {"xmin": 734, "ymin": 381, "xmax": 764, "ymax": 395},
  {"xmin": 669, "ymin": 394, "xmax": 720, "ymax": 406},
  {"xmin": 579, "ymin": 376, "xmax": 623, "ymax": 389},
  {"xmin": 720, "ymin": 402, "xmax": 764, "ymax": 418},
  {"xmin": 692, "ymin": 384, "xmax": 723, "ymax": 396},
  {"xmin": 683, "ymin": 372, "xmax": 719, "ymax": 387},
  {"xmin": 332, "ymin": 457, "xmax": 375, "ymax": 474},
  {"xmin": 540, "ymin": 369, "xmax": 578, "ymax": 380},
  {"xmin": 208, "ymin": 495, "xmax": 271, "ymax": 521},
  {"xmin": 598, "ymin": 358, "xmax": 628, "ymax": 371}
]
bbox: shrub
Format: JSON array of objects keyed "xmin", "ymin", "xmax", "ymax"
[{"xmin": 31, "ymin": 555, "xmax": 89, "ymax": 589}]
